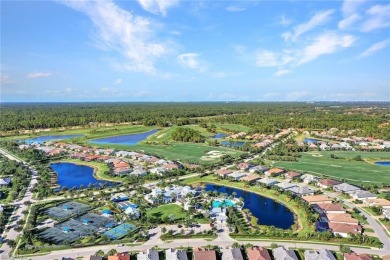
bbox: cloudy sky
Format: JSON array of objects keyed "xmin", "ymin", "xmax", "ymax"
[{"xmin": 1, "ymin": 0, "xmax": 389, "ymax": 102}]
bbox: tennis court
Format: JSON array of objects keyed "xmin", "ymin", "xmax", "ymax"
[
  {"xmin": 104, "ymin": 223, "xmax": 136, "ymax": 240},
  {"xmin": 44, "ymin": 202, "xmax": 90, "ymax": 219},
  {"xmin": 74, "ymin": 213, "xmax": 115, "ymax": 229}
]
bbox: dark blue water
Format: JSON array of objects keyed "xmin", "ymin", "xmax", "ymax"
[
  {"xmin": 90, "ymin": 129, "xmax": 158, "ymax": 145},
  {"xmin": 50, "ymin": 162, "xmax": 110, "ymax": 190},
  {"xmin": 375, "ymin": 161, "xmax": 390, "ymax": 167},
  {"xmin": 205, "ymin": 184, "xmax": 294, "ymax": 229},
  {"xmin": 23, "ymin": 134, "xmax": 83, "ymax": 144},
  {"xmin": 220, "ymin": 141, "xmax": 245, "ymax": 147},
  {"xmin": 303, "ymin": 138, "xmax": 320, "ymax": 144},
  {"xmin": 211, "ymin": 133, "xmax": 228, "ymax": 139}
]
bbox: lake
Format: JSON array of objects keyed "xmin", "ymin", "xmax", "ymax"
[
  {"xmin": 211, "ymin": 133, "xmax": 228, "ymax": 139},
  {"xmin": 303, "ymin": 138, "xmax": 320, "ymax": 144},
  {"xmin": 23, "ymin": 134, "xmax": 83, "ymax": 144},
  {"xmin": 375, "ymin": 161, "xmax": 390, "ymax": 167},
  {"xmin": 204, "ymin": 184, "xmax": 294, "ymax": 229},
  {"xmin": 90, "ymin": 129, "xmax": 158, "ymax": 145},
  {"xmin": 220, "ymin": 141, "xmax": 245, "ymax": 147},
  {"xmin": 50, "ymin": 162, "xmax": 110, "ymax": 190}
]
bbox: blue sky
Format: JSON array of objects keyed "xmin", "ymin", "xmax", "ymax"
[{"xmin": 1, "ymin": 0, "xmax": 389, "ymax": 102}]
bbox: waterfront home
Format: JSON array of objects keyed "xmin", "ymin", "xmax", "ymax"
[
  {"xmin": 284, "ymin": 171, "xmax": 301, "ymax": 180},
  {"xmin": 343, "ymin": 253, "xmax": 372, "ymax": 260},
  {"xmin": 276, "ymin": 182, "xmax": 297, "ymax": 191},
  {"xmin": 287, "ymin": 186, "xmax": 314, "ymax": 197},
  {"xmin": 221, "ymin": 248, "xmax": 244, "ymax": 260},
  {"xmin": 193, "ymin": 248, "xmax": 217, "ymax": 260},
  {"xmin": 265, "ymin": 168, "xmax": 285, "ymax": 177},
  {"xmin": 322, "ymin": 213, "xmax": 359, "ymax": 225},
  {"xmin": 318, "ymin": 179, "xmax": 342, "ymax": 189},
  {"xmin": 137, "ymin": 249, "xmax": 159, "ymax": 260},
  {"xmin": 227, "ymin": 172, "xmax": 248, "ymax": 181},
  {"xmin": 333, "ymin": 183, "xmax": 361, "ymax": 194},
  {"xmin": 246, "ymin": 246, "xmax": 271, "ymax": 260},
  {"xmin": 165, "ymin": 248, "xmax": 188, "ymax": 260},
  {"xmin": 108, "ymin": 252, "xmax": 131, "ymax": 260},
  {"xmin": 313, "ymin": 203, "xmax": 346, "ymax": 214},
  {"xmin": 216, "ymin": 169, "xmax": 233, "ymax": 178},
  {"xmin": 0, "ymin": 178, "xmax": 11, "ymax": 188},
  {"xmin": 363, "ymin": 198, "xmax": 390, "ymax": 209},
  {"xmin": 249, "ymin": 165, "xmax": 269, "ymax": 173},
  {"xmin": 242, "ymin": 174, "xmax": 261, "ymax": 183},
  {"xmin": 351, "ymin": 190, "xmax": 377, "ymax": 200},
  {"xmin": 272, "ymin": 246, "xmax": 298, "ymax": 260},
  {"xmin": 300, "ymin": 174, "xmax": 320, "ymax": 184},
  {"xmin": 304, "ymin": 249, "xmax": 336, "ymax": 260},
  {"xmin": 256, "ymin": 178, "xmax": 278, "ymax": 187},
  {"xmin": 329, "ymin": 222, "xmax": 362, "ymax": 237},
  {"xmin": 302, "ymin": 195, "xmax": 333, "ymax": 205},
  {"xmin": 146, "ymin": 185, "xmax": 196, "ymax": 204}
]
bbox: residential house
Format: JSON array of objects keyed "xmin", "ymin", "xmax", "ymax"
[
  {"xmin": 137, "ymin": 249, "xmax": 159, "ymax": 260},
  {"xmin": 318, "ymin": 179, "xmax": 342, "ymax": 189},
  {"xmin": 343, "ymin": 253, "xmax": 372, "ymax": 260},
  {"xmin": 276, "ymin": 182, "xmax": 297, "ymax": 191},
  {"xmin": 0, "ymin": 178, "xmax": 11, "ymax": 188},
  {"xmin": 284, "ymin": 171, "xmax": 301, "ymax": 180},
  {"xmin": 363, "ymin": 198, "xmax": 390, "ymax": 209},
  {"xmin": 333, "ymin": 183, "xmax": 361, "ymax": 194},
  {"xmin": 272, "ymin": 246, "xmax": 298, "ymax": 260},
  {"xmin": 322, "ymin": 213, "xmax": 359, "ymax": 225},
  {"xmin": 249, "ymin": 165, "xmax": 269, "ymax": 174},
  {"xmin": 221, "ymin": 247, "xmax": 244, "ymax": 260},
  {"xmin": 265, "ymin": 168, "xmax": 285, "ymax": 177},
  {"xmin": 300, "ymin": 174, "xmax": 320, "ymax": 184},
  {"xmin": 238, "ymin": 162, "xmax": 250, "ymax": 171},
  {"xmin": 242, "ymin": 174, "xmax": 261, "ymax": 183},
  {"xmin": 287, "ymin": 186, "xmax": 314, "ymax": 197},
  {"xmin": 162, "ymin": 163, "xmax": 180, "ymax": 171},
  {"xmin": 313, "ymin": 203, "xmax": 346, "ymax": 214},
  {"xmin": 108, "ymin": 252, "xmax": 131, "ymax": 260},
  {"xmin": 246, "ymin": 246, "xmax": 271, "ymax": 260},
  {"xmin": 351, "ymin": 190, "xmax": 377, "ymax": 200},
  {"xmin": 302, "ymin": 195, "xmax": 333, "ymax": 205},
  {"xmin": 165, "ymin": 248, "xmax": 188, "ymax": 260},
  {"xmin": 227, "ymin": 172, "xmax": 248, "ymax": 181},
  {"xmin": 150, "ymin": 167, "xmax": 168, "ymax": 176},
  {"xmin": 130, "ymin": 167, "xmax": 147, "ymax": 177},
  {"xmin": 256, "ymin": 178, "xmax": 278, "ymax": 187},
  {"xmin": 304, "ymin": 249, "xmax": 336, "ymax": 260},
  {"xmin": 84, "ymin": 256, "xmax": 103, "ymax": 260},
  {"xmin": 329, "ymin": 222, "xmax": 362, "ymax": 237},
  {"xmin": 216, "ymin": 169, "xmax": 233, "ymax": 178},
  {"xmin": 193, "ymin": 248, "xmax": 216, "ymax": 260}
]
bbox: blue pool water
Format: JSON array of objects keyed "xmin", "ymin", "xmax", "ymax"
[
  {"xmin": 205, "ymin": 184, "xmax": 294, "ymax": 229},
  {"xmin": 220, "ymin": 141, "xmax": 245, "ymax": 147},
  {"xmin": 212, "ymin": 199, "xmax": 236, "ymax": 208},
  {"xmin": 23, "ymin": 134, "xmax": 83, "ymax": 144},
  {"xmin": 303, "ymin": 138, "xmax": 320, "ymax": 144},
  {"xmin": 90, "ymin": 129, "xmax": 158, "ymax": 145},
  {"xmin": 50, "ymin": 162, "xmax": 110, "ymax": 190},
  {"xmin": 375, "ymin": 161, "xmax": 390, "ymax": 166},
  {"xmin": 211, "ymin": 133, "xmax": 228, "ymax": 139}
]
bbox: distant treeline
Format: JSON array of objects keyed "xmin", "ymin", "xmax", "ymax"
[{"xmin": 0, "ymin": 102, "xmax": 389, "ymax": 138}]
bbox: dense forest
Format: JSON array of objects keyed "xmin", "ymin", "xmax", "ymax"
[
  {"xmin": 0, "ymin": 102, "xmax": 388, "ymax": 138},
  {"xmin": 171, "ymin": 127, "xmax": 205, "ymax": 143}
]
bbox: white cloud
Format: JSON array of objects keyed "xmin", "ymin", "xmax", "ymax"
[
  {"xmin": 255, "ymin": 50, "xmax": 294, "ymax": 67},
  {"xmin": 279, "ymin": 15, "xmax": 291, "ymax": 26},
  {"xmin": 177, "ymin": 53, "xmax": 207, "ymax": 72},
  {"xmin": 298, "ymin": 32, "xmax": 356, "ymax": 64},
  {"xmin": 27, "ymin": 72, "xmax": 52, "ymax": 78},
  {"xmin": 137, "ymin": 0, "xmax": 179, "ymax": 16},
  {"xmin": 358, "ymin": 39, "xmax": 390, "ymax": 58},
  {"xmin": 58, "ymin": 0, "xmax": 169, "ymax": 74},
  {"xmin": 115, "ymin": 78, "xmax": 122, "ymax": 85},
  {"xmin": 226, "ymin": 6, "xmax": 245, "ymax": 12},
  {"xmin": 274, "ymin": 69, "xmax": 291, "ymax": 77},
  {"xmin": 282, "ymin": 9, "xmax": 335, "ymax": 42},
  {"xmin": 361, "ymin": 5, "xmax": 390, "ymax": 32},
  {"xmin": 338, "ymin": 14, "xmax": 361, "ymax": 30},
  {"xmin": 342, "ymin": 0, "xmax": 366, "ymax": 16}
]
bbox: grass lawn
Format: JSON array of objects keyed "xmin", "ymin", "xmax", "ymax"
[
  {"xmin": 146, "ymin": 204, "xmax": 189, "ymax": 221},
  {"xmin": 272, "ymin": 151, "xmax": 390, "ymax": 185},
  {"xmin": 214, "ymin": 123, "xmax": 251, "ymax": 132},
  {"xmin": 181, "ymin": 175, "xmax": 314, "ymax": 235}
]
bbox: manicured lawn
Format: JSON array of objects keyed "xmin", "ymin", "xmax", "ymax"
[
  {"xmin": 146, "ymin": 204, "xmax": 189, "ymax": 220},
  {"xmin": 214, "ymin": 123, "xmax": 251, "ymax": 132},
  {"xmin": 272, "ymin": 151, "xmax": 390, "ymax": 185}
]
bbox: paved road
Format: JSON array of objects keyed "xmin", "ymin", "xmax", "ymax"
[{"xmin": 0, "ymin": 149, "xmax": 38, "ymax": 259}]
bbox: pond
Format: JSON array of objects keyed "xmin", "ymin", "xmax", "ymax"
[
  {"xmin": 220, "ymin": 141, "xmax": 245, "ymax": 147},
  {"xmin": 23, "ymin": 134, "xmax": 83, "ymax": 144},
  {"xmin": 90, "ymin": 129, "xmax": 158, "ymax": 145},
  {"xmin": 303, "ymin": 138, "xmax": 320, "ymax": 144},
  {"xmin": 211, "ymin": 133, "xmax": 228, "ymax": 139},
  {"xmin": 204, "ymin": 184, "xmax": 294, "ymax": 229},
  {"xmin": 50, "ymin": 162, "xmax": 111, "ymax": 190},
  {"xmin": 375, "ymin": 161, "xmax": 390, "ymax": 167}
]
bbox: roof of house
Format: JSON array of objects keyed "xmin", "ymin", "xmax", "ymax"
[
  {"xmin": 325, "ymin": 213, "xmax": 359, "ymax": 224},
  {"xmin": 287, "ymin": 186, "xmax": 314, "ymax": 195},
  {"xmin": 85, "ymin": 256, "xmax": 103, "ymax": 260},
  {"xmin": 285, "ymin": 171, "xmax": 302, "ymax": 178},
  {"xmin": 242, "ymin": 174, "xmax": 261, "ymax": 182},
  {"xmin": 328, "ymin": 222, "xmax": 361, "ymax": 234},
  {"xmin": 108, "ymin": 252, "xmax": 131, "ymax": 260},
  {"xmin": 216, "ymin": 169, "xmax": 233, "ymax": 175},
  {"xmin": 193, "ymin": 248, "xmax": 217, "ymax": 260},
  {"xmin": 137, "ymin": 250, "xmax": 159, "ymax": 260},
  {"xmin": 165, "ymin": 248, "xmax": 188, "ymax": 260},
  {"xmin": 315, "ymin": 203, "xmax": 345, "ymax": 212},
  {"xmin": 333, "ymin": 183, "xmax": 361, "ymax": 193},
  {"xmin": 364, "ymin": 198, "xmax": 390, "ymax": 207},
  {"xmin": 221, "ymin": 248, "xmax": 244, "ymax": 260},
  {"xmin": 266, "ymin": 168, "xmax": 285, "ymax": 174},
  {"xmin": 276, "ymin": 182, "xmax": 297, "ymax": 190},
  {"xmin": 352, "ymin": 190, "xmax": 377, "ymax": 199},
  {"xmin": 0, "ymin": 178, "xmax": 11, "ymax": 185},
  {"xmin": 319, "ymin": 178, "xmax": 342, "ymax": 187},
  {"xmin": 304, "ymin": 249, "xmax": 336, "ymax": 260},
  {"xmin": 302, "ymin": 195, "xmax": 332, "ymax": 204},
  {"xmin": 256, "ymin": 178, "xmax": 278, "ymax": 185},
  {"xmin": 246, "ymin": 246, "xmax": 271, "ymax": 260},
  {"xmin": 343, "ymin": 253, "xmax": 372, "ymax": 260},
  {"xmin": 272, "ymin": 246, "xmax": 298, "ymax": 260},
  {"xmin": 228, "ymin": 172, "xmax": 248, "ymax": 179}
]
